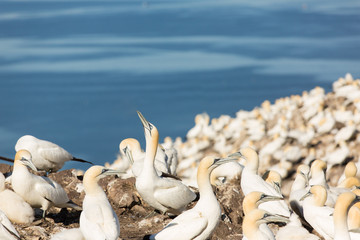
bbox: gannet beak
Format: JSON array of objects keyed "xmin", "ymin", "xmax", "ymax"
[
  {"xmin": 263, "ymin": 213, "xmax": 290, "ymax": 224},
  {"xmin": 137, "ymin": 111, "xmax": 152, "ymax": 132},
  {"xmin": 260, "ymin": 194, "xmax": 283, "ymax": 203},
  {"xmin": 123, "ymin": 146, "xmax": 134, "ymax": 164},
  {"xmin": 212, "ymin": 157, "xmax": 238, "ymax": 167},
  {"xmin": 20, "ymin": 157, "xmax": 38, "ymax": 171},
  {"xmin": 301, "ymin": 172, "xmax": 309, "ymax": 186},
  {"xmin": 100, "ymin": 168, "xmax": 124, "ymax": 176},
  {"xmin": 300, "ymin": 191, "xmax": 312, "ymax": 201},
  {"xmin": 228, "ymin": 152, "xmax": 243, "ymax": 158}
]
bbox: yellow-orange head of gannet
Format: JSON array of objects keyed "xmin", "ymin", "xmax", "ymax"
[
  {"xmin": 243, "ymin": 191, "xmax": 283, "ymax": 215},
  {"xmin": 333, "ymin": 192, "xmax": 360, "ymax": 240},
  {"xmin": 242, "ymin": 209, "xmax": 289, "ymax": 240},
  {"xmin": 263, "ymin": 170, "xmax": 282, "ymax": 195},
  {"xmin": 301, "ymin": 185, "xmax": 327, "ymax": 207},
  {"xmin": 119, "ymin": 138, "xmax": 142, "ymax": 164},
  {"xmin": 345, "ymin": 162, "xmax": 357, "ymax": 178},
  {"xmin": 309, "ymin": 159, "xmax": 327, "ymax": 186},
  {"xmin": 80, "ymin": 165, "xmax": 121, "ymax": 240},
  {"xmin": 230, "ymin": 147, "xmax": 259, "ymax": 173}
]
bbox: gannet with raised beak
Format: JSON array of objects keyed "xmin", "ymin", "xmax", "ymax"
[
  {"xmin": 0, "ymin": 172, "xmax": 34, "ymax": 224},
  {"xmin": 11, "ymin": 149, "xmax": 81, "ymax": 218},
  {"xmin": 148, "ymin": 156, "xmax": 236, "ymax": 240},
  {"xmin": 80, "ymin": 166, "xmax": 121, "ymax": 240},
  {"xmin": 135, "ymin": 111, "xmax": 196, "ymax": 215},
  {"xmin": 13, "ymin": 135, "xmax": 93, "ymax": 173},
  {"xmin": 0, "ymin": 209, "xmax": 20, "ymax": 240},
  {"xmin": 242, "ymin": 209, "xmax": 289, "ymax": 240}
]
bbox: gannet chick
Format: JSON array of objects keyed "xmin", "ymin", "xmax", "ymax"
[
  {"xmin": 148, "ymin": 156, "xmax": 235, "ymax": 240},
  {"xmin": 0, "ymin": 172, "xmax": 34, "ymax": 224},
  {"xmin": 233, "ymin": 148, "xmax": 290, "ymax": 217},
  {"xmin": 135, "ymin": 111, "xmax": 196, "ymax": 215},
  {"xmin": 262, "ymin": 170, "xmax": 282, "ymax": 196},
  {"xmin": 276, "ymin": 213, "xmax": 320, "ymax": 240},
  {"xmin": 289, "ymin": 164, "xmax": 310, "ymax": 218},
  {"xmin": 301, "ymin": 185, "xmax": 334, "ymax": 240},
  {"xmin": 11, "ymin": 150, "xmax": 81, "ymax": 218},
  {"xmin": 242, "ymin": 209, "xmax": 289, "ymax": 240},
  {"xmin": 0, "ymin": 209, "xmax": 20, "ymax": 240},
  {"xmin": 51, "ymin": 228, "xmax": 84, "ymax": 240},
  {"xmin": 80, "ymin": 166, "xmax": 121, "ymax": 240},
  {"xmin": 334, "ymin": 192, "xmax": 360, "ymax": 240},
  {"xmin": 14, "ymin": 135, "xmax": 93, "ymax": 173}
]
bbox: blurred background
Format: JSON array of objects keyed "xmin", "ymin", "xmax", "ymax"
[{"xmin": 0, "ymin": 0, "xmax": 359, "ymax": 169}]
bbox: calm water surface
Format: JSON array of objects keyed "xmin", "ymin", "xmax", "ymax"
[{"xmin": 0, "ymin": 0, "xmax": 360, "ymax": 169}]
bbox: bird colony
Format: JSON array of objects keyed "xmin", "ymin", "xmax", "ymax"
[{"xmin": 0, "ymin": 74, "xmax": 360, "ymax": 239}]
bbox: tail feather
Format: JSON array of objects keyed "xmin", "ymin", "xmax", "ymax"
[{"xmin": 71, "ymin": 157, "xmax": 93, "ymax": 165}]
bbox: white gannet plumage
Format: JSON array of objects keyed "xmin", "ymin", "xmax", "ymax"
[
  {"xmin": 0, "ymin": 209, "xmax": 20, "ymax": 240},
  {"xmin": 11, "ymin": 149, "xmax": 81, "ymax": 218},
  {"xmin": 135, "ymin": 111, "xmax": 196, "ymax": 215},
  {"xmin": 80, "ymin": 166, "xmax": 121, "ymax": 240}
]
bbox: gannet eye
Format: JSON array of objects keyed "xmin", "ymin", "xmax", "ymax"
[
  {"xmin": 260, "ymin": 194, "xmax": 266, "ymax": 199},
  {"xmin": 101, "ymin": 169, "xmax": 108, "ymax": 174},
  {"xmin": 149, "ymin": 124, "xmax": 153, "ymax": 131},
  {"xmin": 263, "ymin": 213, "xmax": 269, "ymax": 218}
]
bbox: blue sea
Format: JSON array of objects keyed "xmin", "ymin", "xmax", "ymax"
[{"xmin": 0, "ymin": 0, "xmax": 360, "ymax": 170}]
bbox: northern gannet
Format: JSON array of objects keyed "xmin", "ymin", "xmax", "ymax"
[
  {"xmin": 262, "ymin": 170, "xmax": 282, "ymax": 196},
  {"xmin": 233, "ymin": 147, "xmax": 290, "ymax": 217},
  {"xmin": 276, "ymin": 213, "xmax": 320, "ymax": 240},
  {"xmin": 301, "ymin": 185, "xmax": 334, "ymax": 240},
  {"xmin": 333, "ymin": 192, "xmax": 360, "ymax": 240},
  {"xmin": 0, "ymin": 209, "xmax": 20, "ymax": 240},
  {"xmin": 148, "ymin": 156, "xmax": 235, "ymax": 240},
  {"xmin": 243, "ymin": 191, "xmax": 284, "ymax": 240},
  {"xmin": 242, "ymin": 209, "xmax": 289, "ymax": 240},
  {"xmin": 51, "ymin": 228, "xmax": 84, "ymax": 240},
  {"xmin": 135, "ymin": 111, "xmax": 196, "ymax": 215},
  {"xmin": 12, "ymin": 135, "xmax": 93, "ymax": 173},
  {"xmin": 119, "ymin": 138, "xmax": 176, "ymax": 177},
  {"xmin": 0, "ymin": 172, "xmax": 34, "ymax": 224},
  {"xmin": 11, "ymin": 149, "xmax": 81, "ymax": 218},
  {"xmin": 289, "ymin": 164, "xmax": 310, "ymax": 218},
  {"xmin": 80, "ymin": 166, "xmax": 121, "ymax": 240}
]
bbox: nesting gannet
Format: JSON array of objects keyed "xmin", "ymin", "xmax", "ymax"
[
  {"xmin": 242, "ymin": 209, "xmax": 289, "ymax": 240},
  {"xmin": 148, "ymin": 156, "xmax": 235, "ymax": 240},
  {"xmin": 0, "ymin": 172, "xmax": 34, "ymax": 224},
  {"xmin": 333, "ymin": 192, "xmax": 360, "ymax": 240},
  {"xmin": 210, "ymin": 160, "xmax": 243, "ymax": 186},
  {"xmin": 233, "ymin": 147, "xmax": 290, "ymax": 217},
  {"xmin": 11, "ymin": 150, "xmax": 81, "ymax": 217},
  {"xmin": 276, "ymin": 213, "xmax": 320, "ymax": 240},
  {"xmin": 14, "ymin": 135, "xmax": 93, "ymax": 173},
  {"xmin": 301, "ymin": 185, "xmax": 334, "ymax": 240},
  {"xmin": 0, "ymin": 209, "xmax": 20, "ymax": 240},
  {"xmin": 80, "ymin": 166, "xmax": 121, "ymax": 240},
  {"xmin": 51, "ymin": 228, "xmax": 84, "ymax": 240},
  {"xmin": 338, "ymin": 161, "xmax": 358, "ymax": 185},
  {"xmin": 135, "ymin": 111, "xmax": 196, "ymax": 215},
  {"xmin": 243, "ymin": 191, "xmax": 283, "ymax": 240},
  {"xmin": 289, "ymin": 164, "xmax": 310, "ymax": 218}
]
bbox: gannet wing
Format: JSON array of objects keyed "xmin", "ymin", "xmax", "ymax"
[
  {"xmin": 35, "ymin": 177, "xmax": 69, "ymax": 205},
  {"xmin": 154, "ymin": 211, "xmax": 207, "ymax": 240},
  {"xmin": 38, "ymin": 141, "xmax": 72, "ymax": 165},
  {"xmin": 0, "ymin": 210, "xmax": 20, "ymax": 240},
  {"xmin": 154, "ymin": 181, "xmax": 196, "ymax": 210}
]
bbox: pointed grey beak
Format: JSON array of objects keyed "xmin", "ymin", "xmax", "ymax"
[
  {"xmin": 20, "ymin": 157, "xmax": 38, "ymax": 171},
  {"xmin": 123, "ymin": 146, "xmax": 134, "ymax": 164},
  {"xmin": 137, "ymin": 111, "xmax": 151, "ymax": 131},
  {"xmin": 212, "ymin": 157, "xmax": 238, "ymax": 167},
  {"xmin": 228, "ymin": 151, "xmax": 243, "ymax": 158},
  {"xmin": 260, "ymin": 194, "xmax": 283, "ymax": 203},
  {"xmin": 301, "ymin": 171, "xmax": 309, "ymax": 186},
  {"xmin": 300, "ymin": 191, "xmax": 312, "ymax": 201},
  {"xmin": 264, "ymin": 213, "xmax": 290, "ymax": 224},
  {"xmin": 101, "ymin": 168, "xmax": 124, "ymax": 176}
]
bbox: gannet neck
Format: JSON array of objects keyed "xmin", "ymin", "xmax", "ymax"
[
  {"xmin": 345, "ymin": 162, "xmax": 357, "ymax": 178},
  {"xmin": 197, "ymin": 158, "xmax": 215, "ymax": 199},
  {"xmin": 334, "ymin": 192, "xmax": 358, "ymax": 240},
  {"xmin": 241, "ymin": 147, "xmax": 259, "ymax": 173},
  {"xmin": 243, "ymin": 193, "xmax": 260, "ymax": 215},
  {"xmin": 83, "ymin": 166, "xmax": 106, "ymax": 195},
  {"xmin": 311, "ymin": 185, "xmax": 327, "ymax": 207},
  {"xmin": 143, "ymin": 124, "xmax": 159, "ymax": 171}
]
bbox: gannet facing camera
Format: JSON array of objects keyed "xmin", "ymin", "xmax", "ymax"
[
  {"xmin": 11, "ymin": 150, "xmax": 81, "ymax": 218},
  {"xmin": 148, "ymin": 156, "xmax": 237, "ymax": 240},
  {"xmin": 14, "ymin": 135, "xmax": 93, "ymax": 173},
  {"xmin": 80, "ymin": 166, "xmax": 121, "ymax": 240},
  {"xmin": 135, "ymin": 111, "xmax": 196, "ymax": 215},
  {"xmin": 0, "ymin": 172, "xmax": 34, "ymax": 224}
]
